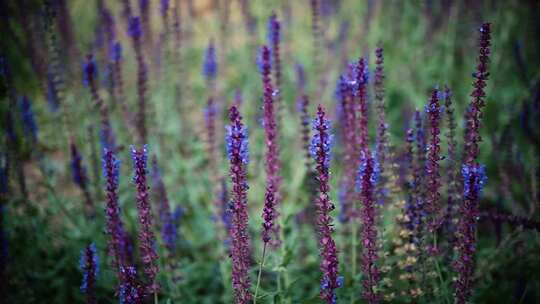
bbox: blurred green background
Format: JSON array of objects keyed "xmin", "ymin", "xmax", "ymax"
[{"xmin": 1, "ymin": 0, "xmax": 540, "ymax": 303}]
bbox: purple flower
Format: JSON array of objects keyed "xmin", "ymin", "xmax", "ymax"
[
  {"xmin": 102, "ymin": 150, "xmax": 128, "ymax": 276},
  {"xmin": 356, "ymin": 57, "xmax": 369, "ymax": 155},
  {"xmin": 310, "ymin": 105, "xmax": 340, "ymax": 304},
  {"xmin": 463, "ymin": 22, "xmax": 491, "ymax": 165},
  {"xmin": 70, "ymin": 141, "xmax": 94, "ymax": 214},
  {"xmin": 374, "ymin": 47, "xmax": 388, "ymax": 199},
  {"xmin": 260, "ymin": 45, "xmax": 282, "ymax": 244},
  {"xmin": 357, "ymin": 150, "xmax": 381, "ymax": 304},
  {"xmin": 202, "ymin": 39, "xmax": 217, "ymax": 80},
  {"xmin": 19, "ymin": 96, "xmax": 38, "ymax": 142},
  {"xmin": 128, "ymin": 16, "xmax": 142, "ymax": 38},
  {"xmin": 80, "ymin": 243, "xmax": 99, "ymax": 304},
  {"xmin": 267, "ymin": 13, "xmax": 281, "ymax": 99},
  {"xmin": 151, "ymin": 156, "xmax": 177, "ymax": 253},
  {"xmin": 111, "ymin": 41, "xmax": 123, "ymax": 62},
  {"xmin": 160, "ymin": 0, "xmax": 170, "ymax": 17},
  {"xmin": 454, "ymin": 163, "xmax": 487, "ymax": 303},
  {"xmin": 83, "ymin": 54, "xmax": 98, "ymax": 87},
  {"xmin": 119, "ymin": 266, "xmax": 146, "ymax": 304},
  {"xmin": 425, "ymin": 89, "xmax": 443, "ymax": 230},
  {"xmin": 204, "ymin": 97, "xmax": 217, "ymax": 165},
  {"xmin": 295, "ymin": 63, "xmax": 307, "ymax": 93},
  {"xmin": 455, "ymin": 22, "xmax": 492, "ymax": 304},
  {"xmin": 226, "ymin": 106, "xmax": 252, "ymax": 304},
  {"xmin": 131, "ymin": 145, "xmax": 159, "ymax": 294},
  {"xmin": 298, "ymin": 94, "xmax": 312, "ymax": 171}
]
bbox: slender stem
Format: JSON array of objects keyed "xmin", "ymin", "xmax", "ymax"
[
  {"xmin": 350, "ymin": 221, "xmax": 358, "ymax": 304},
  {"xmin": 154, "ymin": 291, "xmax": 158, "ymax": 304},
  {"xmin": 254, "ymin": 243, "xmax": 268, "ymax": 304}
]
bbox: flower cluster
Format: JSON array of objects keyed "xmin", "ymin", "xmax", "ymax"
[
  {"xmin": 260, "ymin": 45, "xmax": 281, "ymax": 244},
  {"xmin": 357, "ymin": 150, "xmax": 381, "ymax": 304},
  {"xmin": 119, "ymin": 266, "xmax": 145, "ymax": 304},
  {"xmin": 226, "ymin": 106, "xmax": 252, "ymax": 303},
  {"xmin": 310, "ymin": 105, "xmax": 340, "ymax": 304},
  {"xmin": 425, "ymin": 89, "xmax": 443, "ymax": 230},
  {"xmin": 80, "ymin": 243, "xmax": 99, "ymax": 304},
  {"xmin": 356, "ymin": 57, "xmax": 370, "ymax": 154},
  {"xmin": 131, "ymin": 145, "xmax": 159, "ymax": 293},
  {"xmin": 102, "ymin": 149, "xmax": 129, "ymax": 280},
  {"xmin": 151, "ymin": 156, "xmax": 177, "ymax": 253},
  {"xmin": 202, "ymin": 39, "xmax": 217, "ymax": 81},
  {"xmin": 70, "ymin": 141, "xmax": 94, "ymax": 214},
  {"xmin": 267, "ymin": 13, "xmax": 281, "ymax": 103}
]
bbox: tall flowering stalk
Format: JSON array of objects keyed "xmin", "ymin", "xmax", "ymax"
[
  {"xmin": 70, "ymin": 141, "xmax": 94, "ymax": 215},
  {"xmin": 267, "ymin": 13, "xmax": 282, "ymax": 105},
  {"xmin": 138, "ymin": 0, "xmax": 152, "ymax": 47},
  {"xmin": 412, "ymin": 110, "xmax": 426, "ymax": 234},
  {"xmin": 374, "ymin": 47, "xmax": 389, "ymax": 206},
  {"xmin": 298, "ymin": 94, "xmax": 312, "ymax": 171},
  {"xmin": 203, "ymin": 39, "xmax": 218, "ymax": 92},
  {"xmin": 425, "ymin": 89, "xmax": 442, "ymax": 230},
  {"xmin": 102, "ymin": 149, "xmax": 129, "ymax": 281},
  {"xmin": 260, "ymin": 45, "xmax": 281, "ymax": 245},
  {"xmin": 204, "ymin": 97, "xmax": 218, "ymax": 171},
  {"xmin": 131, "ymin": 145, "xmax": 159, "ymax": 294},
  {"xmin": 356, "ymin": 57, "xmax": 370, "ymax": 155},
  {"xmin": 111, "ymin": 41, "xmax": 135, "ymax": 133},
  {"xmin": 128, "ymin": 17, "xmax": 149, "ymax": 145},
  {"xmin": 443, "ymin": 87, "xmax": 459, "ymax": 233},
  {"xmin": 80, "ymin": 243, "xmax": 99, "ymax": 304},
  {"xmin": 454, "ymin": 22, "xmax": 491, "ymax": 304},
  {"xmin": 225, "ymin": 106, "xmax": 252, "ymax": 304},
  {"xmin": 310, "ymin": 0, "xmax": 321, "ymax": 79},
  {"xmin": 357, "ymin": 151, "xmax": 381, "ymax": 304},
  {"xmin": 310, "ymin": 105, "xmax": 341, "ymax": 304},
  {"xmin": 173, "ymin": 0, "xmax": 183, "ymax": 103},
  {"xmin": 83, "ymin": 54, "xmax": 116, "ymax": 151},
  {"xmin": 338, "ymin": 73, "xmax": 357, "ymax": 222}
]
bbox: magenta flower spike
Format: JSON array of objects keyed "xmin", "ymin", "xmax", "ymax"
[
  {"xmin": 260, "ymin": 45, "xmax": 282, "ymax": 245},
  {"xmin": 310, "ymin": 105, "xmax": 341, "ymax": 304},
  {"xmin": 425, "ymin": 89, "xmax": 443, "ymax": 230},
  {"xmin": 454, "ymin": 22, "xmax": 491, "ymax": 304},
  {"xmin": 102, "ymin": 149, "xmax": 129, "ymax": 283},
  {"xmin": 70, "ymin": 140, "xmax": 94, "ymax": 215},
  {"xmin": 225, "ymin": 106, "xmax": 252, "ymax": 304},
  {"xmin": 131, "ymin": 145, "xmax": 159, "ymax": 294},
  {"xmin": 267, "ymin": 13, "xmax": 282, "ymax": 104},
  {"xmin": 357, "ymin": 150, "xmax": 381, "ymax": 304}
]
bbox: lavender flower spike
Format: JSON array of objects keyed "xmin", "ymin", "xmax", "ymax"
[
  {"xmin": 455, "ymin": 22, "xmax": 492, "ymax": 304},
  {"xmin": 310, "ymin": 105, "xmax": 341, "ymax": 304},
  {"xmin": 425, "ymin": 89, "xmax": 443, "ymax": 230},
  {"xmin": 260, "ymin": 45, "xmax": 281, "ymax": 244},
  {"xmin": 151, "ymin": 156, "xmax": 177, "ymax": 253},
  {"xmin": 267, "ymin": 13, "xmax": 282, "ymax": 104},
  {"xmin": 102, "ymin": 149, "xmax": 129, "ymax": 282},
  {"xmin": 202, "ymin": 39, "xmax": 217, "ymax": 82},
  {"xmin": 131, "ymin": 145, "xmax": 159, "ymax": 294},
  {"xmin": 80, "ymin": 243, "xmax": 99, "ymax": 304},
  {"xmin": 357, "ymin": 150, "xmax": 381, "ymax": 304},
  {"xmin": 225, "ymin": 106, "xmax": 252, "ymax": 304},
  {"xmin": 70, "ymin": 141, "xmax": 94, "ymax": 215}
]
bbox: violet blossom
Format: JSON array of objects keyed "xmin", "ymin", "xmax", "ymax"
[{"xmin": 80, "ymin": 243, "xmax": 99, "ymax": 304}]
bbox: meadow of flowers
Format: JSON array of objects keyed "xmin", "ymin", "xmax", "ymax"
[{"xmin": 1, "ymin": 0, "xmax": 539, "ymax": 303}]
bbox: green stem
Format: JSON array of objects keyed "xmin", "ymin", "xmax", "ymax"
[{"xmin": 254, "ymin": 243, "xmax": 268, "ymax": 304}]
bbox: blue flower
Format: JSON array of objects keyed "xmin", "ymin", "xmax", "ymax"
[
  {"xmin": 462, "ymin": 163, "xmax": 487, "ymax": 198},
  {"xmin": 19, "ymin": 96, "xmax": 38, "ymax": 142},
  {"xmin": 202, "ymin": 40, "xmax": 217, "ymax": 80},
  {"xmin": 128, "ymin": 16, "xmax": 142, "ymax": 38},
  {"xmin": 309, "ymin": 116, "xmax": 333, "ymax": 169},
  {"xmin": 225, "ymin": 125, "xmax": 249, "ymax": 165}
]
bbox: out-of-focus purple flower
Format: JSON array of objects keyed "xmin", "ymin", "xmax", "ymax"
[
  {"xmin": 131, "ymin": 145, "xmax": 159, "ymax": 294},
  {"xmin": 260, "ymin": 45, "xmax": 282, "ymax": 244},
  {"xmin": 204, "ymin": 97, "xmax": 217, "ymax": 167},
  {"xmin": 80, "ymin": 243, "xmax": 99, "ymax": 304},
  {"xmin": 356, "ymin": 150, "xmax": 381, "ymax": 304},
  {"xmin": 128, "ymin": 16, "xmax": 142, "ymax": 38},
  {"xmin": 310, "ymin": 105, "xmax": 341, "ymax": 304},
  {"xmin": 295, "ymin": 63, "xmax": 307, "ymax": 93},
  {"xmin": 119, "ymin": 266, "xmax": 146, "ymax": 304},
  {"xmin": 356, "ymin": 57, "xmax": 369, "ymax": 155},
  {"xmin": 70, "ymin": 141, "xmax": 94, "ymax": 214},
  {"xmin": 234, "ymin": 89, "xmax": 243, "ymax": 107},
  {"xmin": 151, "ymin": 156, "xmax": 177, "ymax": 253},
  {"xmin": 160, "ymin": 0, "xmax": 170, "ymax": 17},
  {"xmin": 298, "ymin": 94, "xmax": 312, "ymax": 171},
  {"xmin": 18, "ymin": 96, "xmax": 38, "ymax": 142},
  {"xmin": 425, "ymin": 89, "xmax": 443, "ymax": 230},
  {"xmin": 374, "ymin": 48, "xmax": 388, "ymax": 201},
  {"xmin": 83, "ymin": 54, "xmax": 116, "ymax": 151},
  {"xmin": 128, "ymin": 17, "xmax": 148, "ymax": 145},
  {"xmin": 202, "ymin": 39, "xmax": 217, "ymax": 81},
  {"xmin": 226, "ymin": 106, "xmax": 252, "ymax": 304},
  {"xmin": 267, "ymin": 12, "xmax": 281, "ymax": 100},
  {"xmin": 111, "ymin": 41, "xmax": 123, "ymax": 61},
  {"xmin": 102, "ymin": 149, "xmax": 129, "ymax": 282}
]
